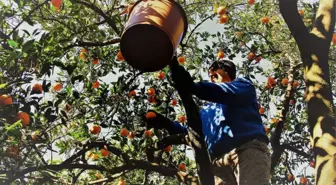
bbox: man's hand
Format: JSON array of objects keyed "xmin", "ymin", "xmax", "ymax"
[
  {"xmin": 145, "ymin": 110, "xmax": 173, "ymax": 130},
  {"xmin": 170, "ymin": 56, "xmax": 194, "ymax": 94}
]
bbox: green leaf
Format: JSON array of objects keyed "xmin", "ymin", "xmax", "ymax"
[
  {"xmin": 22, "ymin": 39, "xmax": 35, "ymax": 52},
  {"xmin": 0, "ymin": 83, "xmax": 7, "ymax": 89},
  {"xmin": 7, "ymin": 40, "xmax": 18, "ymax": 48}
]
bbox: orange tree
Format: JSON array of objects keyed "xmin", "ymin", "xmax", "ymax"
[{"xmin": 0, "ymin": 0, "xmax": 335, "ymax": 184}]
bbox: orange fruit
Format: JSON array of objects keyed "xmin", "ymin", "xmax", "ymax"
[
  {"xmin": 157, "ymin": 71, "xmax": 165, "ymax": 79},
  {"xmin": 81, "ymin": 48, "xmax": 87, "ymax": 53},
  {"xmin": 298, "ymin": 10, "xmax": 304, "ymax": 16},
  {"xmin": 79, "ymin": 52, "xmax": 87, "ymax": 61},
  {"xmin": 310, "ymin": 161, "xmax": 315, "ymax": 168},
  {"xmin": 118, "ymin": 179, "xmax": 125, "ymax": 185},
  {"xmin": 129, "ymin": 90, "xmax": 136, "ymax": 97},
  {"xmin": 287, "ymin": 174, "xmax": 295, "ymax": 182},
  {"xmin": 259, "ymin": 107, "xmax": 265, "ymax": 114},
  {"xmin": 0, "ymin": 94, "xmax": 13, "ymax": 106},
  {"xmin": 171, "ymin": 99, "xmax": 177, "ymax": 106},
  {"xmin": 120, "ymin": 128, "xmax": 129, "ymax": 137},
  {"xmin": 16, "ymin": 112, "xmax": 30, "ymax": 127},
  {"xmin": 281, "ymin": 78, "xmax": 289, "ymax": 86},
  {"xmin": 247, "ymin": 52, "xmax": 256, "ymax": 61},
  {"xmin": 300, "ymin": 177, "xmax": 308, "ymax": 185},
  {"xmin": 217, "ymin": 50, "xmax": 225, "ymax": 59},
  {"xmin": 144, "ymin": 130, "xmax": 153, "ymax": 138},
  {"xmin": 95, "ymin": 173, "xmax": 103, "ymax": 179},
  {"xmin": 147, "ymin": 96, "xmax": 156, "ymax": 104},
  {"xmin": 177, "ymin": 56, "xmax": 185, "ymax": 64},
  {"xmin": 270, "ymin": 118, "xmax": 279, "ymax": 124},
  {"xmin": 92, "ymin": 154, "xmax": 99, "ymax": 160},
  {"xmin": 93, "ymin": 58, "xmax": 99, "ymax": 65},
  {"xmin": 216, "ymin": 6, "xmax": 226, "ymax": 15},
  {"xmin": 100, "ymin": 148, "xmax": 110, "ymax": 157},
  {"xmin": 178, "ymin": 163, "xmax": 186, "ymax": 171},
  {"xmin": 32, "ymin": 83, "xmax": 43, "ymax": 93},
  {"xmin": 145, "ymin": 112, "xmax": 156, "ymax": 119},
  {"xmin": 267, "ymin": 77, "xmax": 276, "ymax": 87},
  {"xmin": 255, "ymin": 56, "xmax": 262, "ymax": 63},
  {"xmin": 90, "ymin": 125, "xmax": 101, "ymax": 135},
  {"xmin": 51, "ymin": 0, "xmax": 62, "ymax": 9},
  {"xmin": 235, "ymin": 32, "xmax": 243, "ymax": 38},
  {"xmin": 178, "ymin": 115, "xmax": 186, "ymax": 123},
  {"xmin": 53, "ymin": 83, "xmax": 62, "ymax": 92},
  {"xmin": 163, "ymin": 145, "xmax": 172, "ymax": 152},
  {"xmin": 248, "ymin": 0, "xmax": 255, "ymax": 5},
  {"xmin": 293, "ymin": 80, "xmax": 300, "ymax": 87},
  {"xmin": 147, "ymin": 87, "xmax": 155, "ymax": 96},
  {"xmin": 219, "ymin": 14, "xmax": 229, "ymax": 24},
  {"xmin": 260, "ymin": 17, "xmax": 270, "ymax": 24},
  {"xmin": 128, "ymin": 131, "xmax": 136, "ymax": 139},
  {"xmin": 92, "ymin": 81, "xmax": 100, "ymax": 89},
  {"xmin": 332, "ymin": 33, "xmax": 336, "ymax": 45},
  {"xmin": 116, "ymin": 51, "xmax": 124, "ymax": 61}
]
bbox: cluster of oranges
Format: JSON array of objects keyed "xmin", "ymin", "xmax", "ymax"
[{"xmin": 0, "ymin": 94, "xmax": 30, "ymax": 127}]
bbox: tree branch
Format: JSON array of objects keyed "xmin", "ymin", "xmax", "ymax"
[
  {"xmin": 63, "ymin": 38, "xmax": 121, "ymax": 51},
  {"xmin": 278, "ymin": 0, "xmax": 310, "ymax": 53},
  {"xmin": 73, "ymin": 0, "xmax": 120, "ymax": 35},
  {"xmin": 270, "ymin": 54, "xmax": 296, "ymax": 172},
  {"xmin": 282, "ymin": 144, "xmax": 311, "ymax": 158},
  {"xmin": 8, "ymin": 0, "xmax": 50, "ymax": 36}
]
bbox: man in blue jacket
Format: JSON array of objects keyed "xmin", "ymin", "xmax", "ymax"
[{"xmin": 146, "ymin": 59, "xmax": 270, "ymax": 185}]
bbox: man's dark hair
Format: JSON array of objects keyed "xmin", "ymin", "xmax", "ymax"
[{"xmin": 209, "ymin": 60, "xmax": 236, "ymax": 80}]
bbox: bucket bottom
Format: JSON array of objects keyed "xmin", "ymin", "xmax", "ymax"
[{"xmin": 120, "ymin": 24, "xmax": 174, "ymax": 72}]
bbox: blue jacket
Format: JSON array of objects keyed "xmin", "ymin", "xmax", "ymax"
[{"xmin": 167, "ymin": 77, "xmax": 268, "ymax": 159}]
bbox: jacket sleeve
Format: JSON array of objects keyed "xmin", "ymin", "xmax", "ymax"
[
  {"xmin": 166, "ymin": 121, "xmax": 188, "ymax": 135},
  {"xmin": 192, "ymin": 78, "xmax": 254, "ymax": 104}
]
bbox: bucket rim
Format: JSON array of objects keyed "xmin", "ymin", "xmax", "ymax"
[{"xmin": 127, "ymin": 0, "xmax": 189, "ymax": 43}]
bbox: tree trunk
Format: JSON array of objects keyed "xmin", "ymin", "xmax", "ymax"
[
  {"xmin": 279, "ymin": 0, "xmax": 336, "ymax": 184},
  {"xmin": 170, "ymin": 62, "xmax": 215, "ymax": 185}
]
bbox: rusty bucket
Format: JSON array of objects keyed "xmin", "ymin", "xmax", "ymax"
[{"xmin": 120, "ymin": 0, "xmax": 188, "ymax": 72}]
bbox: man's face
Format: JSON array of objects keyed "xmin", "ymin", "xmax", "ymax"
[{"xmin": 209, "ymin": 68, "xmax": 232, "ymax": 83}]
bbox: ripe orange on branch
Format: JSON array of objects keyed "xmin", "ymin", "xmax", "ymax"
[
  {"xmin": 217, "ymin": 50, "xmax": 225, "ymax": 59},
  {"xmin": 90, "ymin": 125, "xmax": 101, "ymax": 135},
  {"xmin": 163, "ymin": 145, "xmax": 172, "ymax": 152},
  {"xmin": 116, "ymin": 51, "xmax": 124, "ymax": 61},
  {"xmin": 145, "ymin": 112, "xmax": 156, "ymax": 119},
  {"xmin": 120, "ymin": 128, "xmax": 129, "ymax": 137},
  {"xmin": 216, "ymin": 6, "xmax": 226, "ymax": 15},
  {"xmin": 0, "ymin": 94, "xmax": 13, "ymax": 106},
  {"xmin": 53, "ymin": 83, "xmax": 62, "ymax": 92},
  {"xmin": 260, "ymin": 17, "xmax": 270, "ymax": 24},
  {"xmin": 92, "ymin": 81, "xmax": 100, "ymax": 89},
  {"xmin": 157, "ymin": 71, "xmax": 165, "ymax": 79},
  {"xmin": 177, "ymin": 56, "xmax": 185, "ymax": 64},
  {"xmin": 247, "ymin": 52, "xmax": 256, "ymax": 61},
  {"xmin": 281, "ymin": 78, "xmax": 289, "ymax": 86},
  {"xmin": 248, "ymin": 0, "xmax": 255, "ymax": 5},
  {"xmin": 178, "ymin": 163, "xmax": 186, "ymax": 171},
  {"xmin": 32, "ymin": 83, "xmax": 43, "ymax": 93},
  {"xmin": 332, "ymin": 33, "xmax": 336, "ymax": 45},
  {"xmin": 219, "ymin": 14, "xmax": 229, "ymax": 24},
  {"xmin": 16, "ymin": 112, "xmax": 30, "ymax": 127},
  {"xmin": 147, "ymin": 87, "xmax": 155, "ymax": 96},
  {"xmin": 100, "ymin": 148, "xmax": 110, "ymax": 157},
  {"xmin": 51, "ymin": 0, "xmax": 62, "ymax": 9},
  {"xmin": 144, "ymin": 130, "xmax": 153, "ymax": 138}
]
